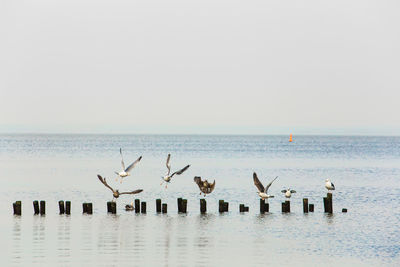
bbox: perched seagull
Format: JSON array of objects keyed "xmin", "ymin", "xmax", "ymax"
[
  {"xmin": 281, "ymin": 188, "xmax": 296, "ymax": 199},
  {"xmin": 325, "ymin": 179, "xmax": 335, "ymax": 192},
  {"xmin": 253, "ymin": 172, "xmax": 278, "ymax": 201},
  {"xmin": 115, "ymin": 148, "xmax": 142, "ymax": 183},
  {"xmin": 97, "ymin": 175, "xmax": 143, "ymax": 201},
  {"xmin": 194, "ymin": 176, "xmax": 216, "ymax": 196},
  {"xmin": 160, "ymin": 154, "xmax": 190, "ymax": 188}
]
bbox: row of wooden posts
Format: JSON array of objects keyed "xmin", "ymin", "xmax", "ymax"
[{"xmin": 13, "ymin": 193, "xmax": 346, "ymax": 216}]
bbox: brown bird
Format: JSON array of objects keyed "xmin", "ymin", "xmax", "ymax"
[
  {"xmin": 194, "ymin": 176, "xmax": 216, "ymax": 196},
  {"xmin": 97, "ymin": 175, "xmax": 143, "ymax": 201}
]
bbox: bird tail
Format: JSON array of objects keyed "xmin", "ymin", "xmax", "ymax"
[{"xmin": 115, "ymin": 172, "xmax": 119, "ymax": 175}]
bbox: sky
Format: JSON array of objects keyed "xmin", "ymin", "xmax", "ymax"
[{"xmin": 0, "ymin": 0, "xmax": 399, "ymax": 135}]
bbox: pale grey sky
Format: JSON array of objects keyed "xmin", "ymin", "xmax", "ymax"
[{"xmin": 1, "ymin": 0, "xmax": 399, "ymax": 135}]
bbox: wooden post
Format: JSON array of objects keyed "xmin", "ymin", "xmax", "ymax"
[
  {"xmin": 309, "ymin": 204, "xmax": 314, "ymax": 212},
  {"xmin": 87, "ymin": 203, "xmax": 93, "ymax": 214},
  {"xmin": 281, "ymin": 202, "xmax": 286, "ymax": 213},
  {"xmin": 219, "ymin": 200, "xmax": 224, "ymax": 213},
  {"xmin": 223, "ymin": 202, "xmax": 229, "ymax": 212},
  {"xmin": 135, "ymin": 199, "xmax": 140, "ymax": 213},
  {"xmin": 200, "ymin": 199, "xmax": 207, "ymax": 214},
  {"xmin": 177, "ymin": 198, "xmax": 183, "ymax": 213},
  {"xmin": 303, "ymin": 198, "xmax": 308, "ymax": 213},
  {"xmin": 13, "ymin": 201, "xmax": 22, "ymax": 216},
  {"xmin": 182, "ymin": 199, "xmax": 187, "ymax": 213},
  {"xmin": 40, "ymin": 201, "xmax": 46, "ymax": 215},
  {"xmin": 82, "ymin": 203, "xmax": 88, "ymax": 214},
  {"xmin": 285, "ymin": 200, "xmax": 290, "ymax": 213},
  {"xmin": 65, "ymin": 201, "xmax": 71, "ymax": 215},
  {"xmin": 110, "ymin": 202, "xmax": 117, "ymax": 214},
  {"xmin": 107, "ymin": 201, "xmax": 112, "ymax": 213},
  {"xmin": 342, "ymin": 208, "xmax": 347, "ymax": 213},
  {"xmin": 59, "ymin": 201, "xmax": 65, "ymax": 214},
  {"xmin": 265, "ymin": 203, "xmax": 269, "ymax": 212},
  {"xmin": 260, "ymin": 199, "xmax": 265, "ymax": 213},
  {"xmin": 244, "ymin": 206, "xmax": 249, "ymax": 212},
  {"xmin": 33, "ymin": 200, "xmax": 39, "ymax": 215},
  {"xmin": 327, "ymin": 193, "xmax": 333, "ymax": 213},
  {"xmin": 156, "ymin": 199, "xmax": 162, "ymax": 213},
  {"xmin": 141, "ymin": 202, "xmax": 146, "ymax": 213},
  {"xmin": 162, "ymin": 203, "xmax": 167, "ymax": 213},
  {"xmin": 239, "ymin": 204, "xmax": 245, "ymax": 212}
]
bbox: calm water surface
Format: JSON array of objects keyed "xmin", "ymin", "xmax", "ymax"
[{"xmin": 0, "ymin": 134, "xmax": 399, "ymax": 266}]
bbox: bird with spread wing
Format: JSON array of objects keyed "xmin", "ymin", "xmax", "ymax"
[
  {"xmin": 97, "ymin": 175, "xmax": 143, "ymax": 201},
  {"xmin": 160, "ymin": 154, "xmax": 190, "ymax": 188},
  {"xmin": 253, "ymin": 172, "xmax": 278, "ymax": 201},
  {"xmin": 194, "ymin": 176, "xmax": 216, "ymax": 196},
  {"xmin": 115, "ymin": 148, "xmax": 142, "ymax": 183},
  {"xmin": 281, "ymin": 188, "xmax": 296, "ymax": 199}
]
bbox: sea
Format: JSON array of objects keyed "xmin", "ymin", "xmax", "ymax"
[{"xmin": 0, "ymin": 134, "xmax": 399, "ymax": 266}]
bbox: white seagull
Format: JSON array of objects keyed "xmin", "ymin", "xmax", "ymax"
[
  {"xmin": 115, "ymin": 148, "xmax": 142, "ymax": 183},
  {"xmin": 281, "ymin": 188, "xmax": 296, "ymax": 199},
  {"xmin": 160, "ymin": 154, "xmax": 190, "ymax": 188},
  {"xmin": 253, "ymin": 172, "xmax": 278, "ymax": 201},
  {"xmin": 97, "ymin": 175, "xmax": 143, "ymax": 201},
  {"xmin": 325, "ymin": 179, "xmax": 335, "ymax": 192}
]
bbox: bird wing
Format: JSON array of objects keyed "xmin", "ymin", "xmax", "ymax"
[
  {"xmin": 265, "ymin": 176, "xmax": 278, "ymax": 193},
  {"xmin": 331, "ymin": 183, "xmax": 335, "ymax": 190},
  {"xmin": 119, "ymin": 189, "xmax": 143, "ymax": 195},
  {"xmin": 120, "ymin": 148, "xmax": 125, "ymax": 170},
  {"xmin": 166, "ymin": 154, "xmax": 171, "ymax": 175},
  {"xmin": 209, "ymin": 180, "xmax": 216, "ymax": 193},
  {"xmin": 194, "ymin": 176, "xmax": 203, "ymax": 189},
  {"xmin": 253, "ymin": 172, "xmax": 265, "ymax": 193},
  {"xmin": 171, "ymin": 165, "xmax": 190, "ymax": 178},
  {"xmin": 125, "ymin": 156, "xmax": 142, "ymax": 172},
  {"xmin": 281, "ymin": 189, "xmax": 287, "ymax": 193},
  {"xmin": 290, "ymin": 190, "xmax": 296, "ymax": 193},
  {"xmin": 97, "ymin": 175, "xmax": 114, "ymax": 192}
]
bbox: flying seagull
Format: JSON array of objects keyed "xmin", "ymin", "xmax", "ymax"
[
  {"xmin": 160, "ymin": 154, "xmax": 190, "ymax": 188},
  {"xmin": 253, "ymin": 172, "xmax": 278, "ymax": 201},
  {"xmin": 115, "ymin": 148, "xmax": 142, "ymax": 183},
  {"xmin": 194, "ymin": 176, "xmax": 216, "ymax": 196},
  {"xmin": 325, "ymin": 179, "xmax": 335, "ymax": 192},
  {"xmin": 97, "ymin": 175, "xmax": 143, "ymax": 201},
  {"xmin": 281, "ymin": 188, "xmax": 296, "ymax": 199}
]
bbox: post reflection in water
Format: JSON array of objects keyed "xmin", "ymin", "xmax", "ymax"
[
  {"xmin": 32, "ymin": 216, "xmax": 46, "ymax": 265},
  {"xmin": 57, "ymin": 216, "xmax": 71, "ymax": 265},
  {"xmin": 12, "ymin": 217, "xmax": 22, "ymax": 266}
]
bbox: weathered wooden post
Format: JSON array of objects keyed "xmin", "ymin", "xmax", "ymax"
[
  {"xmin": 239, "ymin": 204, "xmax": 245, "ymax": 212},
  {"xmin": 303, "ymin": 198, "xmax": 309, "ymax": 213},
  {"xmin": 162, "ymin": 203, "xmax": 167, "ymax": 214},
  {"xmin": 141, "ymin": 202, "xmax": 146, "ymax": 213},
  {"xmin": 59, "ymin": 201, "xmax": 65, "ymax": 214},
  {"xmin": 107, "ymin": 201, "xmax": 112, "ymax": 213},
  {"xmin": 244, "ymin": 206, "xmax": 249, "ymax": 212},
  {"xmin": 33, "ymin": 200, "xmax": 39, "ymax": 215},
  {"xmin": 342, "ymin": 208, "xmax": 347, "ymax": 213},
  {"xmin": 309, "ymin": 203, "xmax": 314, "ymax": 212},
  {"xmin": 327, "ymin": 193, "xmax": 333, "ymax": 213},
  {"xmin": 281, "ymin": 202, "xmax": 286, "ymax": 213},
  {"xmin": 135, "ymin": 199, "xmax": 140, "ymax": 213},
  {"xmin": 182, "ymin": 199, "xmax": 187, "ymax": 213},
  {"xmin": 219, "ymin": 200, "xmax": 224, "ymax": 213},
  {"xmin": 82, "ymin": 203, "xmax": 88, "ymax": 214},
  {"xmin": 285, "ymin": 200, "xmax": 290, "ymax": 213},
  {"xmin": 40, "ymin": 201, "xmax": 46, "ymax": 215},
  {"xmin": 13, "ymin": 201, "xmax": 22, "ymax": 216},
  {"xmin": 156, "ymin": 199, "xmax": 162, "ymax": 213},
  {"xmin": 260, "ymin": 199, "xmax": 266, "ymax": 213},
  {"xmin": 223, "ymin": 202, "xmax": 229, "ymax": 212},
  {"xmin": 177, "ymin": 198, "xmax": 183, "ymax": 213},
  {"xmin": 65, "ymin": 201, "xmax": 71, "ymax": 215},
  {"xmin": 87, "ymin": 203, "xmax": 93, "ymax": 214},
  {"xmin": 110, "ymin": 202, "xmax": 117, "ymax": 214},
  {"xmin": 200, "ymin": 199, "xmax": 207, "ymax": 214},
  {"xmin": 323, "ymin": 197, "xmax": 328, "ymax": 213}
]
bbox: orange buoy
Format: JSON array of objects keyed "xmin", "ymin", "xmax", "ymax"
[{"xmin": 289, "ymin": 134, "xmax": 293, "ymax": 142}]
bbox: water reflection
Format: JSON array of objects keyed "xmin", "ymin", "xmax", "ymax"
[
  {"xmin": 32, "ymin": 216, "xmax": 46, "ymax": 264},
  {"xmin": 12, "ymin": 217, "xmax": 22, "ymax": 266},
  {"xmin": 57, "ymin": 216, "xmax": 71, "ymax": 265}
]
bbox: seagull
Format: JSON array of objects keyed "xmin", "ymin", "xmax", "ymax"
[
  {"xmin": 125, "ymin": 202, "xmax": 134, "ymax": 211},
  {"xmin": 194, "ymin": 176, "xmax": 216, "ymax": 196},
  {"xmin": 253, "ymin": 172, "xmax": 278, "ymax": 201},
  {"xmin": 160, "ymin": 154, "xmax": 190, "ymax": 188},
  {"xmin": 97, "ymin": 175, "xmax": 143, "ymax": 201},
  {"xmin": 281, "ymin": 188, "xmax": 296, "ymax": 199},
  {"xmin": 115, "ymin": 148, "xmax": 142, "ymax": 183},
  {"xmin": 325, "ymin": 179, "xmax": 335, "ymax": 192}
]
